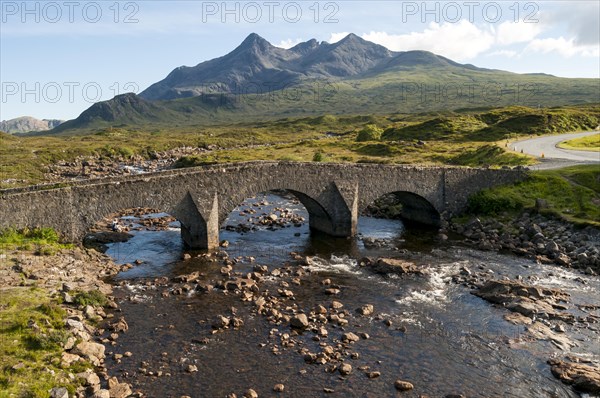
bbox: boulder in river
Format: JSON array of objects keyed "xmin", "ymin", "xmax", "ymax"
[
  {"xmin": 474, "ymin": 280, "xmax": 572, "ymax": 322},
  {"xmin": 548, "ymin": 359, "xmax": 600, "ymax": 394},
  {"xmin": 366, "ymin": 258, "xmax": 425, "ymax": 275},
  {"xmin": 290, "ymin": 313, "xmax": 309, "ymax": 329},
  {"xmin": 357, "ymin": 304, "xmax": 374, "ymax": 316}
]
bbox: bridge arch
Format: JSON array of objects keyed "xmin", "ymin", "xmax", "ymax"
[
  {"xmin": 220, "ymin": 187, "xmax": 337, "ymax": 238},
  {"xmin": 362, "ymin": 191, "xmax": 441, "ymax": 226}
]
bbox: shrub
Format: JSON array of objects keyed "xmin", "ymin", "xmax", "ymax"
[
  {"xmin": 72, "ymin": 290, "xmax": 108, "ymax": 308},
  {"xmin": 467, "ymin": 190, "xmax": 522, "ymax": 215},
  {"xmin": 356, "ymin": 124, "xmax": 383, "ymax": 142},
  {"xmin": 0, "ymin": 227, "xmax": 60, "ymax": 245},
  {"xmin": 312, "ymin": 152, "xmax": 324, "ymax": 162}
]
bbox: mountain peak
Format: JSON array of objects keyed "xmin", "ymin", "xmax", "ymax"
[
  {"xmin": 239, "ymin": 33, "xmax": 272, "ymax": 50},
  {"xmin": 290, "ymin": 38, "xmax": 320, "ymax": 54},
  {"xmin": 0, "ymin": 116, "xmax": 63, "ymax": 134},
  {"xmin": 334, "ymin": 33, "xmax": 385, "ymax": 50},
  {"xmin": 340, "ymin": 33, "xmax": 361, "ymax": 42}
]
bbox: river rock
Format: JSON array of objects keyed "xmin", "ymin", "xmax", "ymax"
[
  {"xmin": 342, "ymin": 332, "xmax": 360, "ymax": 343},
  {"xmin": 90, "ymin": 390, "xmax": 110, "ymax": 398},
  {"xmin": 110, "ymin": 318, "xmax": 129, "ymax": 333},
  {"xmin": 545, "ymin": 241, "xmax": 560, "ymax": 255},
  {"xmin": 357, "ymin": 304, "xmax": 374, "ymax": 316},
  {"xmin": 77, "ymin": 370, "xmax": 100, "ymax": 386},
  {"xmin": 556, "ymin": 253, "xmax": 571, "ymax": 266},
  {"xmin": 173, "ymin": 271, "xmax": 201, "ymax": 283},
  {"xmin": 474, "ymin": 280, "xmax": 572, "ymax": 322},
  {"xmin": 394, "ymin": 380, "xmax": 414, "ymax": 391},
  {"xmin": 61, "ymin": 352, "xmax": 82, "ymax": 367},
  {"xmin": 65, "ymin": 318, "xmax": 85, "ymax": 332},
  {"xmin": 186, "ymin": 364, "xmax": 198, "ymax": 373},
  {"xmin": 50, "ymin": 387, "xmax": 68, "ymax": 398},
  {"xmin": 527, "ymin": 322, "xmax": 576, "ymax": 351},
  {"xmin": 212, "ymin": 315, "xmax": 230, "ymax": 329},
  {"xmin": 243, "ymin": 389, "xmax": 259, "ymax": 398},
  {"xmin": 290, "ymin": 313, "xmax": 309, "ymax": 329},
  {"xmin": 339, "ymin": 363, "xmax": 352, "ymax": 375},
  {"xmin": 315, "ymin": 304, "xmax": 327, "ymax": 314},
  {"xmin": 578, "ymin": 253, "xmax": 592, "ymax": 266},
  {"xmin": 224, "ymin": 277, "xmax": 255, "ymax": 291},
  {"xmin": 370, "ymin": 258, "xmax": 424, "ymax": 275},
  {"xmin": 548, "ymin": 359, "xmax": 600, "ymax": 393},
  {"xmin": 367, "ymin": 371, "xmax": 381, "ymax": 378},
  {"xmin": 109, "ymin": 382, "xmax": 132, "ymax": 398},
  {"xmin": 273, "ymin": 384, "xmax": 285, "ymax": 392},
  {"xmin": 72, "ymin": 341, "xmax": 105, "ymax": 365}
]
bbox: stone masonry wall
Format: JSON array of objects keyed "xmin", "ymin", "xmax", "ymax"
[{"xmin": 0, "ymin": 162, "xmax": 526, "ymax": 246}]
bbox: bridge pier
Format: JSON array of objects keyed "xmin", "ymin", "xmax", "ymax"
[
  {"xmin": 175, "ymin": 192, "xmax": 220, "ymax": 250},
  {"xmin": 290, "ymin": 184, "xmax": 357, "ymax": 239}
]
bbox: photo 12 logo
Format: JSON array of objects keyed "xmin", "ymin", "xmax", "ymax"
[
  {"xmin": 398, "ymin": 82, "xmax": 541, "ymax": 105},
  {"xmin": 1, "ymin": 81, "xmax": 140, "ymax": 104},
  {"xmin": 1, "ymin": 1, "xmax": 140, "ymax": 24},
  {"xmin": 400, "ymin": 1, "xmax": 539, "ymax": 23},
  {"xmin": 201, "ymin": 1, "xmax": 340, "ymax": 23}
]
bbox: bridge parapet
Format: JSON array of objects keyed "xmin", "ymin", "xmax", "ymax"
[{"xmin": 0, "ymin": 162, "xmax": 526, "ymax": 249}]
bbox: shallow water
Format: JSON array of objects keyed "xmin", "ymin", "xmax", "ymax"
[{"xmin": 103, "ymin": 193, "xmax": 599, "ymax": 398}]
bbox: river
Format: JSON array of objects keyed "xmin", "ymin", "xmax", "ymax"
[{"xmin": 102, "ymin": 192, "xmax": 600, "ymax": 398}]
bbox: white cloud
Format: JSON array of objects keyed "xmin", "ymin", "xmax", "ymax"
[
  {"xmin": 495, "ymin": 21, "xmax": 542, "ymax": 45},
  {"xmin": 327, "ymin": 32, "xmax": 351, "ymax": 44},
  {"xmin": 526, "ymin": 37, "xmax": 600, "ymax": 58},
  {"xmin": 486, "ymin": 50, "xmax": 518, "ymax": 58},
  {"xmin": 275, "ymin": 38, "xmax": 303, "ymax": 49},
  {"xmin": 361, "ymin": 21, "xmax": 495, "ymax": 61},
  {"xmin": 547, "ymin": 2, "xmax": 600, "ymax": 45}
]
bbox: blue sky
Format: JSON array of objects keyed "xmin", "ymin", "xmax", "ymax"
[{"xmin": 1, "ymin": 0, "xmax": 599, "ymax": 120}]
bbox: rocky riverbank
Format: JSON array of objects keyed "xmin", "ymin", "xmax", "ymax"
[
  {"xmin": 447, "ymin": 212, "xmax": 600, "ymax": 274},
  {"xmin": 43, "ymin": 147, "xmax": 216, "ymax": 182},
  {"xmin": 42, "ymin": 143, "xmax": 281, "ymax": 183},
  {"xmin": 452, "ymin": 272, "xmax": 600, "ymax": 394},
  {"xmin": 0, "ymin": 248, "xmax": 137, "ymax": 398}
]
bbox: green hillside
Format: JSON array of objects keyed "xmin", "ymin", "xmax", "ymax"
[
  {"xmin": 43, "ymin": 69, "xmax": 599, "ymax": 135},
  {"xmin": 2, "ymin": 104, "xmax": 598, "ymax": 189}
]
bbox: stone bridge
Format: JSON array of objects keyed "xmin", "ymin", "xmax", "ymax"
[{"xmin": 0, "ymin": 162, "xmax": 525, "ymax": 250}]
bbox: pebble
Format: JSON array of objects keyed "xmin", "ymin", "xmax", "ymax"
[
  {"xmin": 367, "ymin": 371, "xmax": 381, "ymax": 379},
  {"xmin": 339, "ymin": 363, "xmax": 353, "ymax": 375},
  {"xmin": 243, "ymin": 389, "xmax": 259, "ymax": 398},
  {"xmin": 394, "ymin": 380, "xmax": 414, "ymax": 391},
  {"xmin": 185, "ymin": 364, "xmax": 198, "ymax": 373}
]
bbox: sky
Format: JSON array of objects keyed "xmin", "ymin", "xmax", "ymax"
[{"xmin": 1, "ymin": 0, "xmax": 599, "ymax": 121}]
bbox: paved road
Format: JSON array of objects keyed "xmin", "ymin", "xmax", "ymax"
[{"xmin": 511, "ymin": 131, "xmax": 599, "ymax": 170}]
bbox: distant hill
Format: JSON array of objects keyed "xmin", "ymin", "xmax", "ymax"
[
  {"xmin": 0, "ymin": 116, "xmax": 63, "ymax": 134},
  {"xmin": 47, "ymin": 33, "xmax": 600, "ymax": 134}
]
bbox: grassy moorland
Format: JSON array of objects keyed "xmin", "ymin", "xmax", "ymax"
[
  {"xmin": 467, "ymin": 165, "xmax": 600, "ymax": 226},
  {"xmin": 558, "ymin": 133, "xmax": 600, "ymax": 151},
  {"xmin": 0, "ymin": 227, "xmax": 73, "ymax": 255},
  {"xmin": 1, "ymin": 104, "xmax": 599, "ymax": 189},
  {"xmin": 0, "ymin": 287, "xmax": 90, "ymax": 398}
]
